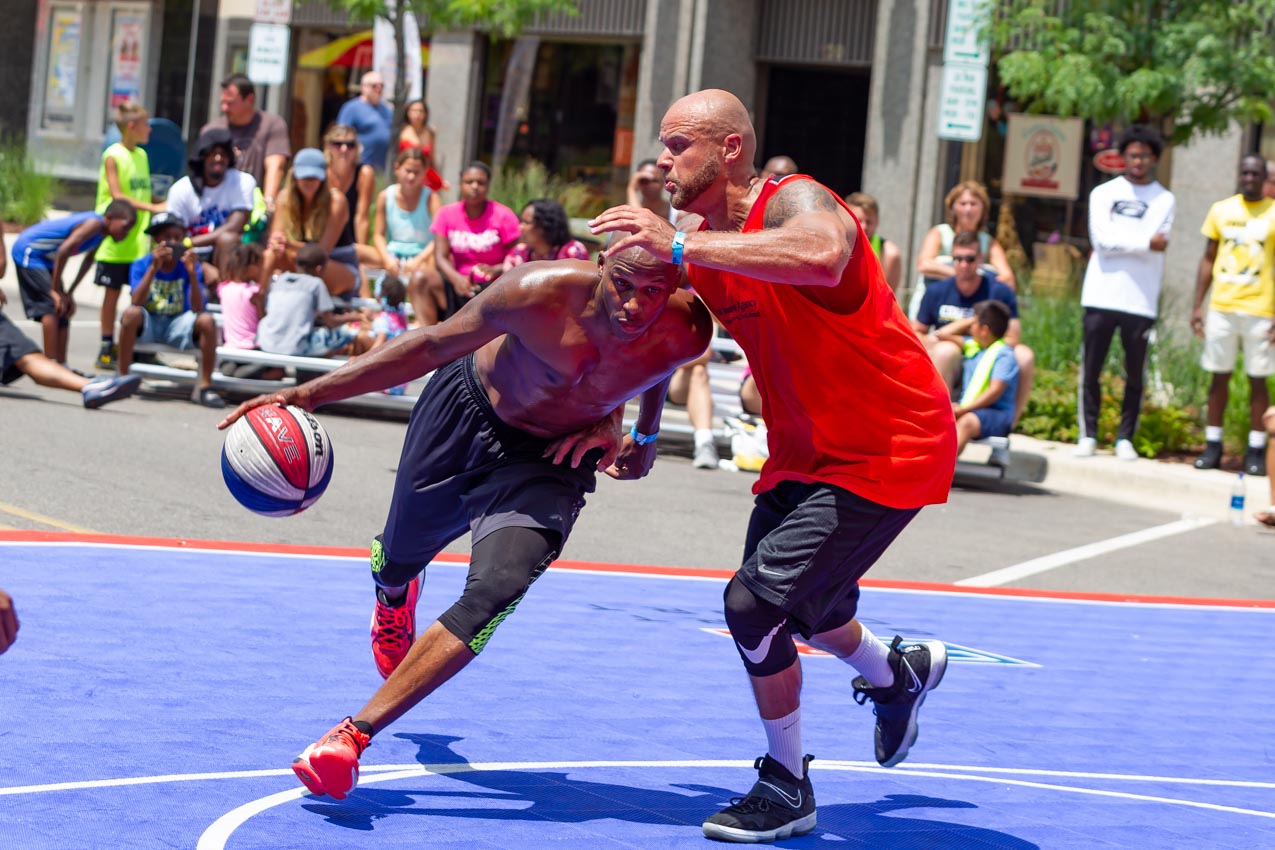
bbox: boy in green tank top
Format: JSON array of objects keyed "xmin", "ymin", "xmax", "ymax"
[{"xmin": 94, "ymin": 101, "xmax": 166, "ymax": 369}]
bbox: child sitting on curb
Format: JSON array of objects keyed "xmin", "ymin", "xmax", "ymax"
[{"xmin": 943, "ymin": 299, "xmax": 1019, "ymax": 455}]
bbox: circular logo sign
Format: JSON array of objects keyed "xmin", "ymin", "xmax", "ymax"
[{"xmin": 1093, "ymin": 149, "xmax": 1126, "ymax": 174}]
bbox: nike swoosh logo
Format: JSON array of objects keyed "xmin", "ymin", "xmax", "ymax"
[
  {"xmin": 736, "ymin": 624, "xmax": 782, "ymax": 665},
  {"xmin": 902, "ymin": 652, "xmax": 924, "ymax": 694},
  {"xmin": 759, "ymin": 780, "xmax": 802, "ymax": 808}
]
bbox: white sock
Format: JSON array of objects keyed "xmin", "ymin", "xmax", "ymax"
[
  {"xmin": 1249, "ymin": 430, "xmax": 1268, "ymax": 449},
  {"xmin": 694, "ymin": 428, "xmax": 715, "ymax": 449},
  {"xmin": 1205, "ymin": 426, "xmax": 1224, "ymax": 443},
  {"xmin": 761, "ymin": 707, "xmax": 804, "ymax": 779},
  {"xmin": 843, "ymin": 624, "xmax": 895, "ymax": 688}
]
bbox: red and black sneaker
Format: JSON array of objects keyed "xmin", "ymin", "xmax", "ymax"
[
  {"xmin": 370, "ymin": 576, "xmax": 420, "ymax": 680},
  {"xmin": 291, "ymin": 717, "xmax": 372, "ymax": 800}
]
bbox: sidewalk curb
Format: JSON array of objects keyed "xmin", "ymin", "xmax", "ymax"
[{"xmin": 1009, "ymin": 435, "xmax": 1255, "ymax": 524}]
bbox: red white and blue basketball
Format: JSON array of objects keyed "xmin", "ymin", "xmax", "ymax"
[{"xmin": 221, "ymin": 404, "xmax": 334, "ymax": 517}]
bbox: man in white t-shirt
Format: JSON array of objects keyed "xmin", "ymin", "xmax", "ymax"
[
  {"xmin": 165, "ymin": 127, "xmax": 257, "ymax": 287},
  {"xmin": 1076, "ymin": 125, "xmax": 1175, "ymax": 461}
]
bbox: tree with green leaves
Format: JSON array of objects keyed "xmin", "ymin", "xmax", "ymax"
[
  {"xmin": 326, "ymin": 0, "xmax": 579, "ymax": 169},
  {"xmin": 990, "ymin": 0, "xmax": 1275, "ymax": 146}
]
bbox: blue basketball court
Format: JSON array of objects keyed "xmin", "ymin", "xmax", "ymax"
[{"xmin": 1, "ymin": 532, "xmax": 1272, "ymax": 849}]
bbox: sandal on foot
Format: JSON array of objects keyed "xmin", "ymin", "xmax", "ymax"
[{"xmin": 1254, "ymin": 510, "xmax": 1275, "ymax": 529}]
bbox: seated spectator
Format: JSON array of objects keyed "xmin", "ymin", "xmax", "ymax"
[
  {"xmin": 0, "ymin": 253, "xmax": 141, "ymax": 410},
  {"xmin": 912, "ymin": 230, "xmax": 1035, "ymax": 424},
  {"xmin": 10, "ymin": 200, "xmax": 136, "ymax": 365},
  {"xmin": 324, "ymin": 124, "xmax": 380, "ymax": 269},
  {"xmin": 255, "ymin": 243, "xmax": 372, "ymax": 361},
  {"xmin": 117, "ymin": 212, "xmax": 225, "ymax": 408},
  {"xmin": 261, "ymin": 148, "xmax": 359, "ymax": 300},
  {"xmin": 165, "ymin": 127, "xmax": 257, "ymax": 290},
  {"xmin": 913, "ymin": 180, "xmax": 1015, "ymax": 318},
  {"xmin": 374, "ymin": 149, "xmax": 444, "ymax": 324},
  {"xmin": 369, "ymin": 275, "xmax": 410, "ymax": 395},
  {"xmin": 431, "ymin": 161, "xmax": 520, "ymax": 316},
  {"xmin": 397, "ymin": 100, "xmax": 448, "ymax": 191},
  {"xmin": 217, "ymin": 243, "xmax": 265, "ymax": 351},
  {"xmin": 844, "ymin": 192, "xmax": 903, "ymax": 294},
  {"xmin": 1258, "ymin": 406, "xmax": 1275, "ymax": 527},
  {"xmin": 947, "ymin": 300, "xmax": 1019, "ymax": 454},
  {"xmin": 504, "ymin": 199, "xmax": 589, "ymax": 269},
  {"xmin": 739, "ymin": 367, "xmax": 762, "ymax": 417},
  {"xmin": 759, "ymin": 155, "xmax": 798, "ymax": 181}
]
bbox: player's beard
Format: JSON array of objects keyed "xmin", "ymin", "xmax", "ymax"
[{"xmin": 670, "ymin": 158, "xmax": 720, "ymax": 210}]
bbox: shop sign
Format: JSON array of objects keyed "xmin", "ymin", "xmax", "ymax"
[
  {"xmin": 1093, "ymin": 149, "xmax": 1126, "ymax": 175},
  {"xmin": 255, "ymin": 0, "xmax": 291, "ymax": 25},
  {"xmin": 944, "ymin": 0, "xmax": 992, "ymax": 66},
  {"xmin": 1002, "ymin": 114, "xmax": 1084, "ymax": 200}
]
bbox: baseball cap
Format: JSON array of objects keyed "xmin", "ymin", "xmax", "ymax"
[
  {"xmin": 145, "ymin": 210, "xmax": 187, "ymax": 236},
  {"xmin": 292, "ymin": 148, "xmax": 327, "ymax": 181}
]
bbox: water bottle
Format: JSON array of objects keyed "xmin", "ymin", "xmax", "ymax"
[{"xmin": 1231, "ymin": 473, "xmax": 1246, "ymax": 527}]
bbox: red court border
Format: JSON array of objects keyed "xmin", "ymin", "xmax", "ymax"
[{"xmin": 2, "ymin": 529, "xmax": 1273, "ymax": 610}]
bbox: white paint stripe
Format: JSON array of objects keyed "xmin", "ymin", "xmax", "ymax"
[
  {"xmin": 4, "ymin": 538, "xmax": 1273, "ymax": 611},
  {"xmin": 192, "ymin": 759, "xmax": 1275, "ymax": 850},
  {"xmin": 955, "ymin": 517, "xmax": 1217, "ymax": 588}
]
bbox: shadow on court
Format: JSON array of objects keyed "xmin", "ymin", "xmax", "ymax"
[{"xmin": 299, "ymin": 734, "xmax": 1040, "ymax": 849}]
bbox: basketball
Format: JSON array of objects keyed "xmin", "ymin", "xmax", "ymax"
[{"xmin": 221, "ymin": 404, "xmax": 334, "ymax": 517}]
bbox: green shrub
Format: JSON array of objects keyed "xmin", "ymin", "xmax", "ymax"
[
  {"xmin": 489, "ymin": 159, "xmax": 601, "ymax": 220},
  {"xmin": 0, "ymin": 139, "xmax": 59, "ymax": 226}
]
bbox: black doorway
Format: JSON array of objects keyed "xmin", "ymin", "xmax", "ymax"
[{"xmin": 760, "ymin": 66, "xmax": 870, "ymax": 197}]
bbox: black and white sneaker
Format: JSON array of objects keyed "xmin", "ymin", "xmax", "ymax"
[
  {"xmin": 852, "ymin": 635, "xmax": 947, "ymax": 767},
  {"xmin": 703, "ymin": 754, "xmax": 816, "ymax": 843}
]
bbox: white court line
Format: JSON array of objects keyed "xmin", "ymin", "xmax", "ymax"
[
  {"xmin": 956, "ymin": 517, "xmax": 1217, "ymax": 588},
  {"xmin": 191, "ymin": 759, "xmax": 1275, "ymax": 850}
]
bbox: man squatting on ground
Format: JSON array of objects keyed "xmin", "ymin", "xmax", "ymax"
[
  {"xmin": 590, "ymin": 89, "xmax": 958, "ymax": 844},
  {"xmin": 218, "ymin": 243, "xmax": 714, "ymax": 798}
]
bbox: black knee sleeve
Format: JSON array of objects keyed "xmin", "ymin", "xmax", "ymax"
[
  {"xmin": 370, "ymin": 534, "xmax": 427, "ymax": 589},
  {"xmin": 723, "ymin": 576, "xmax": 798, "ymax": 677},
  {"xmin": 438, "ymin": 526, "xmax": 559, "ymax": 655}
]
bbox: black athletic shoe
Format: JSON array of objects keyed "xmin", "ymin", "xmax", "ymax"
[
  {"xmin": 1245, "ymin": 446, "xmax": 1267, "ymax": 477},
  {"xmin": 1194, "ymin": 441, "xmax": 1223, "ymax": 470},
  {"xmin": 852, "ymin": 636, "xmax": 947, "ymax": 768},
  {"xmin": 703, "ymin": 754, "xmax": 816, "ymax": 844}
]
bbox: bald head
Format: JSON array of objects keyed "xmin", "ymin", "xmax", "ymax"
[
  {"xmin": 603, "ymin": 241, "xmax": 678, "ymax": 285},
  {"xmin": 761, "ymin": 156, "xmax": 798, "ymax": 179},
  {"xmin": 662, "ymin": 89, "xmax": 757, "ymax": 178}
]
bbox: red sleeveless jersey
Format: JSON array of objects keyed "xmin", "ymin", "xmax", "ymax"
[{"xmin": 687, "ymin": 176, "xmax": 956, "ymax": 508}]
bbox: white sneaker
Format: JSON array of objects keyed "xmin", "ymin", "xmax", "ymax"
[
  {"xmin": 692, "ymin": 441, "xmax": 720, "ymax": 469},
  {"xmin": 1115, "ymin": 439, "xmax": 1138, "ymax": 461},
  {"xmin": 1073, "ymin": 437, "xmax": 1097, "ymax": 457}
]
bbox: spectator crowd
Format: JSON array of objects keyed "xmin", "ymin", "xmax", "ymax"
[{"xmin": 5, "ymin": 81, "xmax": 1275, "ymax": 524}]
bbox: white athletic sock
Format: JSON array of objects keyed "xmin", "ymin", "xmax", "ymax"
[
  {"xmin": 694, "ymin": 428, "xmax": 715, "ymax": 449},
  {"xmin": 843, "ymin": 624, "xmax": 895, "ymax": 688},
  {"xmin": 761, "ymin": 707, "xmax": 804, "ymax": 779},
  {"xmin": 1205, "ymin": 426, "xmax": 1224, "ymax": 443},
  {"xmin": 1249, "ymin": 430, "xmax": 1268, "ymax": 449}
]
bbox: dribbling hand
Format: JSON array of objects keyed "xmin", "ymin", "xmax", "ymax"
[{"xmin": 218, "ymin": 387, "xmax": 312, "ymax": 431}]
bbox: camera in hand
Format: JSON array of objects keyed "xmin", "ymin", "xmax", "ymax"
[{"xmin": 164, "ymin": 240, "xmax": 186, "ymax": 256}]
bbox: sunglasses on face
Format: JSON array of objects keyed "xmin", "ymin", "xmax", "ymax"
[
  {"xmin": 328, "ymin": 140, "xmax": 356, "ymax": 150},
  {"xmin": 952, "ymin": 255, "xmax": 980, "ymax": 264}
]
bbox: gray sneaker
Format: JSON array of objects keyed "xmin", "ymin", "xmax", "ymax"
[{"xmin": 693, "ymin": 441, "xmax": 720, "ymax": 469}]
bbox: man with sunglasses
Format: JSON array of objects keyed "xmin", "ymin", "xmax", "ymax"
[
  {"xmin": 337, "ymin": 72, "xmax": 393, "ymax": 172},
  {"xmin": 912, "ymin": 229, "xmax": 1035, "ymax": 423}
]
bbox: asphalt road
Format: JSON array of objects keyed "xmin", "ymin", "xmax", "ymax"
[{"xmin": 2, "ymin": 320, "xmax": 1271, "ymax": 603}]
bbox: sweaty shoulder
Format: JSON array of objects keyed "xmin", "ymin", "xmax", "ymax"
[
  {"xmin": 485, "ymin": 259, "xmax": 597, "ymax": 311},
  {"xmin": 659, "ymin": 290, "xmax": 714, "ymax": 358}
]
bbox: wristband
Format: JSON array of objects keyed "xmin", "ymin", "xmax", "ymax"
[
  {"xmin": 630, "ymin": 425, "xmax": 659, "ymax": 445},
  {"xmin": 670, "ymin": 231, "xmax": 686, "ymax": 266}
]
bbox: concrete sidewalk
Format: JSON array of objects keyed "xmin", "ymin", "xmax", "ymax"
[{"xmin": 2, "ymin": 234, "xmax": 1261, "ymax": 524}]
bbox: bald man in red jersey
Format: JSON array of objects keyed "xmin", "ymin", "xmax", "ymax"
[{"xmin": 591, "ymin": 89, "xmax": 957, "ymax": 844}]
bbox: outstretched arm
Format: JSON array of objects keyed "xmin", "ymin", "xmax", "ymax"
[{"xmin": 589, "ymin": 180, "xmax": 853, "ymax": 288}]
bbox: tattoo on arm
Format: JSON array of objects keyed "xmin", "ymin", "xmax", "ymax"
[{"xmin": 763, "ymin": 181, "xmax": 840, "ymax": 229}]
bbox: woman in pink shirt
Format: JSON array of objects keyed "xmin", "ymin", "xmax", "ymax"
[{"xmin": 430, "ymin": 162, "xmax": 520, "ymax": 316}]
